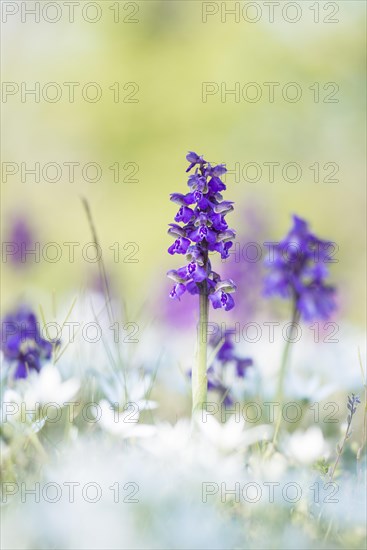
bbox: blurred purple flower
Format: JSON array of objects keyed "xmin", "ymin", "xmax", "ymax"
[
  {"xmin": 5, "ymin": 216, "xmax": 35, "ymax": 267},
  {"xmin": 264, "ymin": 215, "xmax": 336, "ymax": 321},
  {"xmin": 0, "ymin": 307, "xmax": 58, "ymax": 379},
  {"xmin": 196, "ymin": 330, "xmax": 253, "ymax": 406}
]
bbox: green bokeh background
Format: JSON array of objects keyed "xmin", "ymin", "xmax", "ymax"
[{"xmin": 1, "ymin": 1, "xmax": 366, "ymax": 325}]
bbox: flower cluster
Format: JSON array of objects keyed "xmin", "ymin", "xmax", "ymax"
[
  {"xmin": 167, "ymin": 152, "xmax": 236, "ymax": 311},
  {"xmin": 264, "ymin": 215, "xmax": 336, "ymax": 321},
  {"xmin": 0, "ymin": 307, "xmax": 57, "ymax": 379},
  {"xmin": 207, "ymin": 330, "xmax": 253, "ymax": 405}
]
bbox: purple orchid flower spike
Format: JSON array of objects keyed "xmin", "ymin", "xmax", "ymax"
[
  {"xmin": 167, "ymin": 152, "xmax": 236, "ymax": 413},
  {"xmin": 264, "ymin": 214, "xmax": 336, "ymax": 321},
  {"xmin": 167, "ymin": 152, "xmax": 236, "ymax": 312},
  {"xmin": 264, "ymin": 216, "xmax": 338, "ymax": 438}
]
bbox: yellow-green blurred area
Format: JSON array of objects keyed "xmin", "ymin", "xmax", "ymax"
[{"xmin": 1, "ymin": 0, "xmax": 366, "ymax": 324}]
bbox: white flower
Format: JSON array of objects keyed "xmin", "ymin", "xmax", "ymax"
[
  {"xmin": 197, "ymin": 414, "xmax": 273, "ymax": 452},
  {"xmin": 286, "ymin": 426, "xmax": 328, "ymax": 465},
  {"xmin": 98, "ymin": 399, "xmax": 156, "ymax": 438},
  {"xmin": 141, "ymin": 418, "xmax": 192, "ymax": 456},
  {"xmin": 286, "ymin": 373, "xmax": 337, "ymax": 402},
  {"xmin": 98, "ymin": 371, "xmax": 158, "ymax": 411},
  {"xmin": 24, "ymin": 363, "xmax": 80, "ymax": 407}
]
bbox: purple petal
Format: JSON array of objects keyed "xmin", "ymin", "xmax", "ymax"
[
  {"xmin": 175, "ymin": 206, "xmax": 194, "ymax": 224},
  {"xmin": 169, "ymin": 283, "xmax": 186, "ymax": 301}
]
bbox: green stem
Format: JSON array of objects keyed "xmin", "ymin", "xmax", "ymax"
[
  {"xmin": 329, "ymin": 419, "xmax": 351, "ymax": 482},
  {"xmin": 192, "ymin": 286, "xmax": 209, "ymax": 414},
  {"xmin": 273, "ymin": 302, "xmax": 299, "ymax": 445}
]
